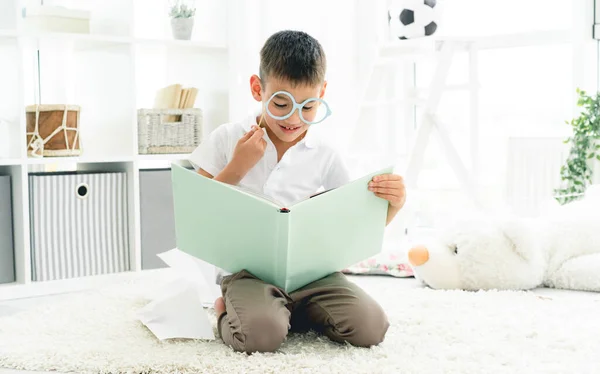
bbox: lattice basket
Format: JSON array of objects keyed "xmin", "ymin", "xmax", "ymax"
[
  {"xmin": 137, "ymin": 108, "xmax": 203, "ymax": 155},
  {"xmin": 26, "ymin": 104, "xmax": 82, "ymax": 158}
]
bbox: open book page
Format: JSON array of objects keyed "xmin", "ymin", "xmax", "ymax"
[
  {"xmin": 283, "ymin": 165, "xmax": 394, "ymax": 292},
  {"xmin": 171, "ymin": 163, "xmax": 285, "ymax": 286},
  {"xmin": 233, "ymin": 186, "xmax": 336, "ymax": 209},
  {"xmin": 233, "ymin": 185, "xmax": 284, "ymax": 207}
]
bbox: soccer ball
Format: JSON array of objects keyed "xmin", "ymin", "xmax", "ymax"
[{"xmin": 388, "ymin": 0, "xmax": 439, "ymax": 40}]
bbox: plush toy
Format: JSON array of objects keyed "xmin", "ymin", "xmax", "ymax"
[{"xmin": 407, "ymin": 185, "xmax": 600, "ymax": 292}]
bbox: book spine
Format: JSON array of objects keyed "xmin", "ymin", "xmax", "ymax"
[{"xmin": 274, "ymin": 209, "xmax": 290, "ymax": 289}]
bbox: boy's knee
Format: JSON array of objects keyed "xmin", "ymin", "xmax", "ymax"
[
  {"xmin": 232, "ymin": 313, "xmax": 289, "ymax": 354},
  {"xmin": 329, "ymin": 300, "xmax": 389, "ymax": 348}
]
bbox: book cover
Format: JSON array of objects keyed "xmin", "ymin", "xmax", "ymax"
[{"xmin": 171, "ymin": 163, "xmax": 392, "ymax": 292}]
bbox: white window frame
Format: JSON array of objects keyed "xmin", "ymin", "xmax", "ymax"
[{"xmin": 595, "ymin": 0, "xmax": 600, "ymax": 40}]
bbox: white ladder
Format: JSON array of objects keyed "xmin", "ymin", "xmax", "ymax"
[{"xmin": 350, "ymin": 38, "xmax": 482, "ymax": 207}]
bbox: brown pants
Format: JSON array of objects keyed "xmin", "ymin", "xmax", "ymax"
[{"xmin": 218, "ymin": 270, "xmax": 390, "ymax": 353}]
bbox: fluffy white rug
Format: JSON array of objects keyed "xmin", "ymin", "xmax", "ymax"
[{"xmin": 1, "ymin": 273, "xmax": 600, "ymax": 374}]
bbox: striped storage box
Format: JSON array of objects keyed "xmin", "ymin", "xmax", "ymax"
[
  {"xmin": 0, "ymin": 175, "xmax": 15, "ymax": 284},
  {"xmin": 29, "ymin": 171, "xmax": 130, "ymax": 282}
]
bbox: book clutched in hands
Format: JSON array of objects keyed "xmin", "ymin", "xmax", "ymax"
[{"xmin": 170, "ymin": 163, "xmax": 392, "ymax": 292}]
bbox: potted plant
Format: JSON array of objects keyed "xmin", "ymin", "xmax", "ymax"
[
  {"xmin": 555, "ymin": 88, "xmax": 600, "ymax": 204},
  {"xmin": 169, "ymin": 0, "xmax": 196, "ymax": 40}
]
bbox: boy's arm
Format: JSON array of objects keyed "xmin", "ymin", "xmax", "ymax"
[
  {"xmin": 386, "ymin": 204, "xmax": 402, "ymax": 226},
  {"xmin": 368, "ymin": 174, "xmax": 406, "ymax": 226},
  {"xmin": 196, "ymin": 125, "xmax": 266, "ymax": 185},
  {"xmin": 197, "ymin": 164, "xmax": 248, "ymax": 185}
]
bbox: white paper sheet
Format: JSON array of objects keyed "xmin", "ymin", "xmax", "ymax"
[
  {"xmin": 157, "ymin": 248, "xmax": 221, "ymax": 305},
  {"xmin": 137, "ymin": 248, "xmax": 220, "ymax": 341}
]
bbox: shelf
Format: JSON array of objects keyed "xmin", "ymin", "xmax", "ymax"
[
  {"xmin": 26, "ymin": 156, "xmax": 134, "ymax": 165},
  {"xmin": 0, "ymin": 0, "xmax": 230, "ymax": 301},
  {"xmin": 0, "ymin": 270, "xmax": 140, "ymax": 301},
  {"xmin": 137, "ymin": 154, "xmax": 192, "ymax": 170},
  {"xmin": 1, "ymin": 155, "xmax": 192, "ymax": 166},
  {"xmin": 16, "ymin": 31, "xmax": 132, "ymax": 50},
  {"xmin": 134, "ymin": 37, "xmax": 227, "ymax": 51},
  {"xmin": 0, "ymin": 158, "xmax": 21, "ymax": 166},
  {"xmin": 136, "ymin": 153, "xmax": 190, "ymax": 161},
  {"xmin": 0, "ymin": 30, "xmax": 18, "ymax": 39},
  {"xmin": 0, "ymin": 30, "xmax": 228, "ymax": 51}
]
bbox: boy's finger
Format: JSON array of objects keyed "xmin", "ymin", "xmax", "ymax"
[
  {"xmin": 240, "ymin": 129, "xmax": 256, "ymax": 141},
  {"xmin": 369, "ymin": 180, "xmax": 404, "ymax": 188},
  {"xmin": 250, "ymin": 128, "xmax": 264, "ymax": 141},
  {"xmin": 372, "ymin": 174, "xmax": 403, "ymax": 182},
  {"xmin": 369, "ymin": 186, "xmax": 398, "ymax": 195},
  {"xmin": 374, "ymin": 192, "xmax": 395, "ymax": 201}
]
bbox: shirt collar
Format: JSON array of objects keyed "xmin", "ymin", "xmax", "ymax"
[{"xmin": 244, "ymin": 112, "xmax": 319, "ymax": 149}]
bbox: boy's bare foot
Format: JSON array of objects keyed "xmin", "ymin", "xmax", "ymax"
[{"xmin": 214, "ymin": 297, "xmax": 226, "ymax": 318}]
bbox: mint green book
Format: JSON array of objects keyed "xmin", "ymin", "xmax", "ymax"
[{"xmin": 170, "ymin": 163, "xmax": 392, "ymax": 293}]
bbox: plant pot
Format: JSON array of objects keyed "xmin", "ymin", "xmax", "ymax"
[{"xmin": 171, "ymin": 17, "xmax": 194, "ymax": 40}]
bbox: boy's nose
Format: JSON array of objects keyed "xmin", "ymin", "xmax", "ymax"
[{"xmin": 286, "ymin": 109, "xmax": 302, "ymax": 125}]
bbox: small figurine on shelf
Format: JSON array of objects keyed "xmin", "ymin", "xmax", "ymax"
[{"xmin": 169, "ymin": 0, "xmax": 196, "ymax": 41}]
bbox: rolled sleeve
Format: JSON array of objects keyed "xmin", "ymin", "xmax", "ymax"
[{"xmin": 188, "ymin": 126, "xmax": 228, "ymax": 177}]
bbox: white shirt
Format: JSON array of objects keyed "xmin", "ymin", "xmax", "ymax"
[{"xmin": 188, "ymin": 114, "xmax": 350, "ymax": 207}]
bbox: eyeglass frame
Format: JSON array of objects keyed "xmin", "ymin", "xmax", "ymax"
[{"xmin": 264, "ymin": 90, "xmax": 332, "ymax": 125}]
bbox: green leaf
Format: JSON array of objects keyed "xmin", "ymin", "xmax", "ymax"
[{"xmin": 558, "ymin": 90, "xmax": 600, "ymax": 198}]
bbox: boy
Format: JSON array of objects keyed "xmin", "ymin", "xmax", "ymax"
[{"xmin": 189, "ymin": 30, "xmax": 406, "ymax": 353}]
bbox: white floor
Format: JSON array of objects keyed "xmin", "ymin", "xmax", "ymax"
[{"xmin": 0, "ymin": 276, "xmax": 598, "ymax": 374}]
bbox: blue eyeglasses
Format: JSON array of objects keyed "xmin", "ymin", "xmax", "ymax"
[{"xmin": 265, "ymin": 90, "xmax": 332, "ymax": 125}]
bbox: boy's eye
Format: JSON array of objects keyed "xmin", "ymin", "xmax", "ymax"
[
  {"xmin": 302, "ymin": 106, "xmax": 314, "ymax": 111},
  {"xmin": 274, "ymin": 102, "xmax": 288, "ymax": 108}
]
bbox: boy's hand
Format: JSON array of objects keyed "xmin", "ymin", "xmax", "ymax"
[
  {"xmin": 230, "ymin": 125, "xmax": 267, "ymax": 175},
  {"xmin": 368, "ymin": 174, "xmax": 406, "ymax": 210}
]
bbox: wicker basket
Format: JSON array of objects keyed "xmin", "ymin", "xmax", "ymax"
[
  {"xmin": 26, "ymin": 104, "xmax": 82, "ymax": 158},
  {"xmin": 137, "ymin": 108, "xmax": 203, "ymax": 154}
]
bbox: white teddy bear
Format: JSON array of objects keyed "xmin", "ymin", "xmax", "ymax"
[{"xmin": 407, "ymin": 185, "xmax": 600, "ymax": 292}]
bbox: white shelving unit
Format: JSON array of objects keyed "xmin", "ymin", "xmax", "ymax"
[{"xmin": 0, "ymin": 0, "xmax": 234, "ymax": 300}]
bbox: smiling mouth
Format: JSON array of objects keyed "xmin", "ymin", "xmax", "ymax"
[{"xmin": 279, "ymin": 124, "xmax": 301, "ymax": 132}]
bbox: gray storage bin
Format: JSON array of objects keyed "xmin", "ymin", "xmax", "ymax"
[
  {"xmin": 0, "ymin": 175, "xmax": 15, "ymax": 284},
  {"xmin": 140, "ymin": 169, "xmax": 176, "ymax": 270},
  {"xmin": 29, "ymin": 171, "xmax": 130, "ymax": 282}
]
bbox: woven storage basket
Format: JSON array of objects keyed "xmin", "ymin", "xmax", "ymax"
[
  {"xmin": 137, "ymin": 108, "xmax": 203, "ymax": 154},
  {"xmin": 26, "ymin": 104, "xmax": 82, "ymax": 157}
]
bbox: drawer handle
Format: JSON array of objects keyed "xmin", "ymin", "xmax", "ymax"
[{"xmin": 76, "ymin": 183, "xmax": 89, "ymax": 199}]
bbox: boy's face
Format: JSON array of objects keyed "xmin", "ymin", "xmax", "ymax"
[{"xmin": 250, "ymin": 75, "xmax": 327, "ymax": 144}]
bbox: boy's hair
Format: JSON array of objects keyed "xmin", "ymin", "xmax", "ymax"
[{"xmin": 259, "ymin": 30, "xmax": 327, "ymax": 87}]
